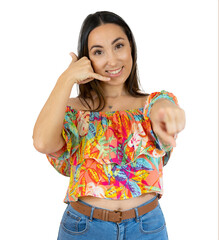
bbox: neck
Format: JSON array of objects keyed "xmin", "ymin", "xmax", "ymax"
[{"xmin": 99, "ymin": 83, "xmax": 128, "ymax": 98}]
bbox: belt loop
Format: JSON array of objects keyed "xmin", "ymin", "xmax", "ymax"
[
  {"xmin": 134, "ymin": 207, "xmax": 140, "ymax": 223},
  {"xmin": 89, "ymin": 206, "xmax": 95, "ymax": 222}
]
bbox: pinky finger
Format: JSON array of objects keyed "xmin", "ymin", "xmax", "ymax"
[
  {"xmin": 91, "ymin": 73, "xmax": 111, "ymax": 81},
  {"xmin": 76, "ymin": 78, "xmax": 93, "ymax": 84}
]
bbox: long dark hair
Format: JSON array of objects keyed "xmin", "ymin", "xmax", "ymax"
[{"xmin": 77, "ymin": 11, "xmax": 148, "ymax": 112}]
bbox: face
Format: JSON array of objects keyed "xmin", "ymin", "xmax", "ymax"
[{"xmin": 88, "ymin": 23, "xmax": 133, "ymax": 86}]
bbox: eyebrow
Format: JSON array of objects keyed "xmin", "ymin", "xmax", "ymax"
[{"xmin": 90, "ymin": 37, "xmax": 125, "ymax": 51}]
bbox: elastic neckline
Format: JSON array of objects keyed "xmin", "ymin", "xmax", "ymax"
[{"xmin": 67, "ymin": 105, "xmax": 144, "ymax": 114}]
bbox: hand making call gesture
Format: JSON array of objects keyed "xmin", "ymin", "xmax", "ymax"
[
  {"xmin": 33, "ymin": 52, "xmax": 111, "ymax": 154},
  {"xmin": 64, "ymin": 52, "xmax": 111, "ymax": 85}
]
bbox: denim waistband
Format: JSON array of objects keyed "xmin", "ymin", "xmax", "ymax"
[{"xmin": 77, "ymin": 194, "xmax": 158, "ymax": 212}]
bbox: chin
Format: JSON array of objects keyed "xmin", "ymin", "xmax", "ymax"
[{"xmin": 106, "ymin": 78, "xmax": 126, "ymax": 85}]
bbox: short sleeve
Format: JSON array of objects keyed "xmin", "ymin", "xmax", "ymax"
[
  {"xmin": 143, "ymin": 90, "xmax": 179, "ymax": 166},
  {"xmin": 46, "ymin": 106, "xmax": 80, "ymax": 176}
]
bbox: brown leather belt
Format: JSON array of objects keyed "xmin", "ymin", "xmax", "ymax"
[{"xmin": 70, "ymin": 196, "xmax": 158, "ymax": 223}]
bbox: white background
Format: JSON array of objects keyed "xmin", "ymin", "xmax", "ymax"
[{"xmin": 0, "ymin": 0, "xmax": 218, "ymax": 239}]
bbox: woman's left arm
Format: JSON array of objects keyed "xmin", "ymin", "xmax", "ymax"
[{"xmin": 150, "ymin": 99, "xmax": 186, "ymax": 147}]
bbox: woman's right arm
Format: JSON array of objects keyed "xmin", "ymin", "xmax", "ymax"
[
  {"xmin": 32, "ymin": 72, "xmax": 74, "ymax": 154},
  {"xmin": 33, "ymin": 53, "xmax": 110, "ymax": 154}
]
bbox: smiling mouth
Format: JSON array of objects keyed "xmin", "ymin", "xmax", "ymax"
[{"xmin": 106, "ymin": 67, "xmax": 124, "ymax": 75}]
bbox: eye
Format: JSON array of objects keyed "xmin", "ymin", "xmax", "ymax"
[
  {"xmin": 115, "ymin": 43, "xmax": 124, "ymax": 49},
  {"xmin": 94, "ymin": 50, "xmax": 103, "ymax": 55}
]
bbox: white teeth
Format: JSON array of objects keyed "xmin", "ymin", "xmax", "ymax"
[{"xmin": 107, "ymin": 67, "xmax": 122, "ymax": 74}]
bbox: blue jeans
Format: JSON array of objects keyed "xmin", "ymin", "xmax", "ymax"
[{"xmin": 57, "ymin": 195, "xmax": 168, "ymax": 240}]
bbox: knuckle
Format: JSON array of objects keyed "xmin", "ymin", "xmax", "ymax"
[
  {"xmin": 83, "ymin": 57, "xmax": 90, "ymax": 63},
  {"xmin": 167, "ymin": 129, "xmax": 174, "ymax": 135},
  {"xmin": 80, "ymin": 57, "xmax": 88, "ymax": 64},
  {"xmin": 176, "ymin": 125, "xmax": 182, "ymax": 132},
  {"xmin": 165, "ymin": 107, "xmax": 173, "ymax": 118},
  {"xmin": 182, "ymin": 109, "xmax": 186, "ymax": 118},
  {"xmin": 167, "ymin": 125, "xmax": 176, "ymax": 134}
]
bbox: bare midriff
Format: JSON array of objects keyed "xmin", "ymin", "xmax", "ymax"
[{"xmin": 78, "ymin": 192, "xmax": 157, "ymax": 211}]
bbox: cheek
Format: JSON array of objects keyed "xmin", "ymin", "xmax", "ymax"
[
  {"xmin": 123, "ymin": 51, "xmax": 133, "ymax": 69},
  {"xmin": 90, "ymin": 58, "xmax": 103, "ymax": 72},
  {"xmin": 120, "ymin": 47, "xmax": 132, "ymax": 61}
]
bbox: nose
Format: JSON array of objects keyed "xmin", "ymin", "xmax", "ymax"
[{"xmin": 106, "ymin": 51, "xmax": 117, "ymax": 67}]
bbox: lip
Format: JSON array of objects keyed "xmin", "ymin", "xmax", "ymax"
[{"xmin": 106, "ymin": 67, "xmax": 124, "ymax": 77}]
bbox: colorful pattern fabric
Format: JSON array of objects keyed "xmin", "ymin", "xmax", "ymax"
[{"xmin": 46, "ymin": 90, "xmax": 178, "ymax": 203}]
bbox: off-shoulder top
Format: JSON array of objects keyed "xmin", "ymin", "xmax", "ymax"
[{"xmin": 46, "ymin": 90, "xmax": 178, "ymax": 203}]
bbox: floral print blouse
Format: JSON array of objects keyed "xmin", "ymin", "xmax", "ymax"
[{"xmin": 46, "ymin": 90, "xmax": 178, "ymax": 203}]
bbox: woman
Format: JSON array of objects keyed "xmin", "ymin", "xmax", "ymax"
[{"xmin": 33, "ymin": 11, "xmax": 185, "ymax": 240}]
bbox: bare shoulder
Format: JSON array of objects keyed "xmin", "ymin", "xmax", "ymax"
[
  {"xmin": 138, "ymin": 94, "xmax": 149, "ymax": 107},
  {"xmin": 141, "ymin": 94, "xmax": 149, "ymax": 102},
  {"xmin": 67, "ymin": 97, "xmax": 91, "ymax": 110},
  {"xmin": 67, "ymin": 97, "xmax": 80, "ymax": 109}
]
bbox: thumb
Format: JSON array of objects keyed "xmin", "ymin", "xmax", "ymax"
[{"xmin": 69, "ymin": 52, "xmax": 78, "ymax": 62}]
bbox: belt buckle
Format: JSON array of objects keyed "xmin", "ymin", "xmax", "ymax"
[{"xmin": 114, "ymin": 210, "xmax": 123, "ymax": 223}]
